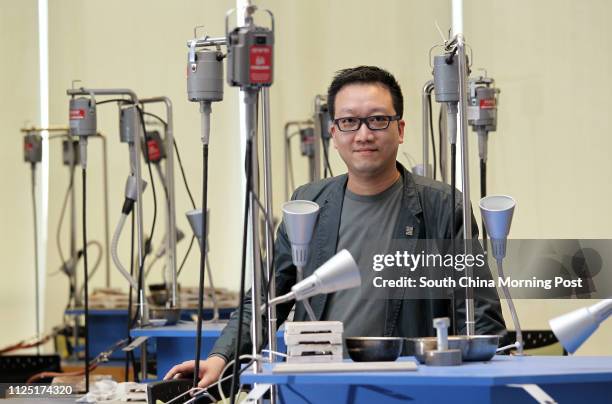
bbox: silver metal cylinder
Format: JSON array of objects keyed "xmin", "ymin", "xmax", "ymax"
[
  {"xmin": 433, "ymin": 55, "xmax": 460, "ymax": 104},
  {"xmin": 187, "ymin": 50, "xmax": 224, "ymax": 103},
  {"xmin": 69, "ymin": 97, "xmax": 97, "ymax": 137}
]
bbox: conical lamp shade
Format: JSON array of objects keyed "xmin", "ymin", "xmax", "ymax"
[
  {"xmin": 549, "ymin": 307, "xmax": 599, "ymax": 354},
  {"xmin": 185, "ymin": 209, "xmax": 209, "ymax": 251},
  {"xmin": 282, "ymin": 200, "xmax": 319, "ymax": 267},
  {"xmin": 292, "ymin": 249, "xmax": 361, "ymax": 301},
  {"xmin": 479, "ymin": 195, "xmax": 515, "ymax": 240}
]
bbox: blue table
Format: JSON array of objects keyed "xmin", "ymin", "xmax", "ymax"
[
  {"xmin": 131, "ymin": 322, "xmax": 286, "ymax": 380},
  {"xmin": 65, "ymin": 308, "xmax": 234, "ymax": 360},
  {"xmin": 241, "ymin": 355, "xmax": 612, "ymax": 403}
]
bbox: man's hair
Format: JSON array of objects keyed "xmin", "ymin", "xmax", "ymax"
[{"xmin": 327, "ymin": 66, "xmax": 404, "ymax": 119}]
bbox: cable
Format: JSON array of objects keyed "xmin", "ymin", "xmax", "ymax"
[
  {"xmin": 450, "ymin": 143, "xmax": 457, "ymax": 336},
  {"xmin": 76, "ymin": 241, "xmax": 104, "ymax": 297},
  {"xmin": 174, "ymin": 138, "xmax": 197, "ymax": 209},
  {"xmin": 427, "ymin": 93, "xmax": 437, "ymax": 180},
  {"xmin": 193, "ymin": 142, "xmax": 210, "ymax": 388},
  {"xmin": 30, "ymin": 164, "xmax": 41, "ymax": 355},
  {"xmin": 81, "ymin": 167, "xmax": 90, "ymax": 392},
  {"xmin": 229, "ymin": 138, "xmax": 252, "ymax": 404},
  {"xmin": 143, "ymin": 110, "xmax": 198, "ymax": 278},
  {"xmin": 321, "ymin": 137, "xmax": 334, "ymax": 178},
  {"xmin": 96, "ymin": 98, "xmax": 132, "ymax": 106},
  {"xmin": 177, "ymin": 236, "xmax": 196, "ymax": 277},
  {"xmin": 480, "ymin": 158, "xmax": 488, "ymax": 254}
]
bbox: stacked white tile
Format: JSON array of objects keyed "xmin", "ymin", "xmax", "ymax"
[{"xmin": 284, "ymin": 321, "xmax": 344, "ymax": 363}]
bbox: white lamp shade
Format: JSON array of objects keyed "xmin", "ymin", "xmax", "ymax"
[
  {"xmin": 549, "ymin": 299, "xmax": 612, "ymax": 354},
  {"xmin": 291, "ymin": 249, "xmax": 361, "ymax": 301},
  {"xmin": 282, "ymin": 200, "xmax": 319, "ymax": 267},
  {"xmin": 479, "ymin": 195, "xmax": 515, "ymax": 240}
]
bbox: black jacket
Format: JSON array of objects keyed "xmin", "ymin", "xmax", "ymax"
[{"xmin": 210, "ymin": 162, "xmax": 506, "ymax": 360}]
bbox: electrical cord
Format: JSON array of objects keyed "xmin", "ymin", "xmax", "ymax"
[
  {"xmin": 427, "ymin": 93, "xmax": 437, "ymax": 180},
  {"xmin": 321, "ymin": 137, "xmax": 334, "ymax": 178},
  {"xmin": 480, "ymin": 158, "xmax": 488, "ymax": 253},
  {"xmin": 230, "ymin": 138, "xmax": 252, "ymax": 404},
  {"xmin": 81, "ymin": 167, "xmax": 90, "ymax": 392},
  {"xmin": 450, "ymin": 143, "xmax": 457, "ymax": 336},
  {"xmin": 193, "ymin": 141, "xmax": 210, "ymax": 388},
  {"xmin": 143, "ymin": 110, "xmax": 199, "ymax": 279}
]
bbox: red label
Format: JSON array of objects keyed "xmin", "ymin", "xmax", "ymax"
[
  {"xmin": 147, "ymin": 140, "xmax": 161, "ymax": 162},
  {"xmin": 70, "ymin": 109, "xmax": 86, "ymax": 119},
  {"xmin": 480, "ymin": 99, "xmax": 496, "ymax": 109},
  {"xmin": 249, "ymin": 45, "xmax": 272, "ymax": 84},
  {"xmin": 25, "ymin": 142, "xmax": 33, "ymax": 151}
]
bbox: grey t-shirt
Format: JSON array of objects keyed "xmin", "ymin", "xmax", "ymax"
[{"xmin": 321, "ymin": 176, "xmax": 403, "ymax": 339}]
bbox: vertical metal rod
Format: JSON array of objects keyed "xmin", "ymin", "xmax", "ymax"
[
  {"xmin": 246, "ymin": 89, "xmax": 263, "ymax": 373},
  {"xmin": 422, "ymin": 80, "xmax": 434, "ymax": 178},
  {"xmin": 140, "ymin": 97, "xmax": 178, "ymax": 307},
  {"xmin": 69, "ymin": 148, "xmax": 78, "ymax": 307},
  {"xmin": 261, "ymin": 88, "xmax": 277, "ymax": 403},
  {"xmin": 456, "ymin": 36, "xmax": 475, "ymax": 336},
  {"xmin": 98, "ymin": 135, "xmax": 111, "ymax": 288}
]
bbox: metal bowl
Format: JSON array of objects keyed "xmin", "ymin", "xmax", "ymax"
[
  {"xmin": 407, "ymin": 335, "xmax": 499, "ymax": 363},
  {"xmin": 407, "ymin": 336, "xmax": 470, "ymax": 364},
  {"xmin": 463, "ymin": 335, "xmax": 499, "ymax": 361},
  {"xmin": 149, "ymin": 307, "xmax": 182, "ymax": 326},
  {"xmin": 345, "ymin": 337, "xmax": 404, "ymax": 362}
]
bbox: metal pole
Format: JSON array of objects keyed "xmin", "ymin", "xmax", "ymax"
[
  {"xmin": 456, "ymin": 37, "xmax": 475, "ymax": 336},
  {"xmin": 422, "ymin": 80, "xmax": 434, "ymax": 178},
  {"xmin": 67, "ymin": 87, "xmax": 148, "ymax": 377},
  {"xmin": 261, "ymin": 89, "xmax": 276, "ymax": 350},
  {"xmin": 245, "ymin": 89, "xmax": 263, "ymax": 373},
  {"xmin": 139, "ymin": 97, "xmax": 178, "ymax": 307},
  {"xmin": 261, "ymin": 88, "xmax": 277, "ymax": 404}
]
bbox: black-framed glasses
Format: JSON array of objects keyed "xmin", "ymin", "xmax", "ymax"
[{"xmin": 333, "ymin": 115, "xmax": 401, "ymax": 132}]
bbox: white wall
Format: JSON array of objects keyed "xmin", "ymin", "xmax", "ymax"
[
  {"xmin": 1, "ymin": 0, "xmax": 610, "ymax": 355},
  {"xmin": 0, "ymin": 0, "xmax": 42, "ymax": 349}
]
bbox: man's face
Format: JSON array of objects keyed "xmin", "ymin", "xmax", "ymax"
[{"xmin": 330, "ymin": 83, "xmax": 405, "ymax": 178}]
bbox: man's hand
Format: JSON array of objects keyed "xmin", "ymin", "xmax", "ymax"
[{"xmin": 163, "ymin": 356, "xmax": 227, "ymax": 388}]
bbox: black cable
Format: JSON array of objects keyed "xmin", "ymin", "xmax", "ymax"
[
  {"xmin": 230, "ymin": 138, "xmax": 252, "ymax": 404},
  {"xmin": 142, "ymin": 111, "xmax": 167, "ymax": 128},
  {"xmin": 193, "ymin": 142, "xmax": 210, "ymax": 388},
  {"xmin": 176, "ymin": 236, "xmax": 195, "ymax": 277},
  {"xmin": 480, "ymin": 158, "xmax": 488, "ymax": 254},
  {"xmin": 450, "ymin": 144, "xmax": 457, "ymax": 336},
  {"xmin": 30, "ymin": 164, "xmax": 40, "ymax": 355},
  {"xmin": 321, "ymin": 137, "xmax": 334, "ymax": 178},
  {"xmin": 81, "ymin": 167, "xmax": 90, "ymax": 392},
  {"xmin": 96, "ymin": 98, "xmax": 132, "ymax": 106},
  {"xmin": 173, "ymin": 138, "xmax": 196, "ymax": 208},
  {"xmin": 136, "ymin": 107, "xmax": 158, "ymax": 286},
  {"xmin": 143, "ymin": 110, "xmax": 199, "ymax": 276},
  {"xmin": 427, "ymin": 93, "xmax": 437, "ymax": 180}
]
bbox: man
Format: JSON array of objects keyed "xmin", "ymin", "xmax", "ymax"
[{"xmin": 165, "ymin": 66, "xmax": 505, "ymax": 387}]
